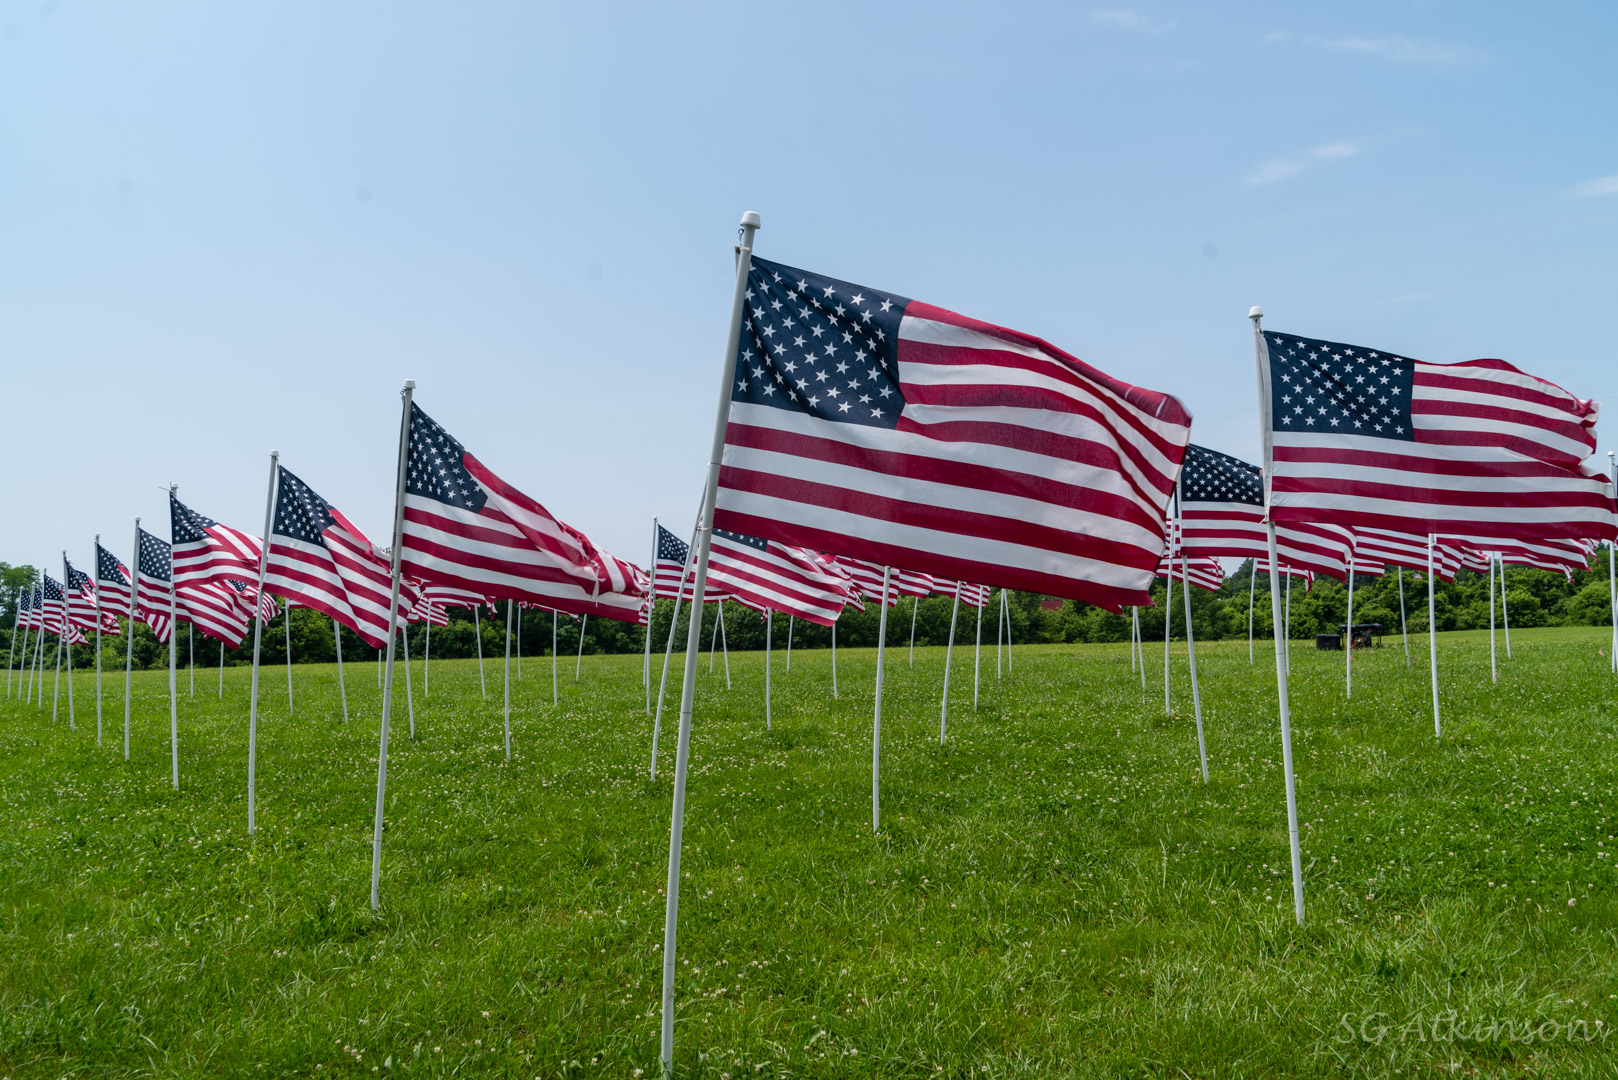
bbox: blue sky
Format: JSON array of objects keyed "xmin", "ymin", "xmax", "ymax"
[{"xmin": 3, "ymin": 1, "xmax": 1614, "ymax": 573}]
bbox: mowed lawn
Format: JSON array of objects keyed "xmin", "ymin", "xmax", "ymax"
[{"xmin": 2, "ymin": 626, "xmax": 1618, "ymax": 1078}]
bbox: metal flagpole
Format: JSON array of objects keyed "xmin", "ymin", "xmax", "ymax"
[
  {"xmin": 710, "ymin": 601, "xmax": 720, "ymax": 672},
  {"xmin": 997, "ymin": 588, "xmax": 1004, "ymax": 680},
  {"xmin": 218, "ymin": 639, "xmax": 223, "ymax": 698},
  {"xmin": 283, "ymin": 602, "xmax": 293, "ymax": 714},
  {"xmin": 168, "ymin": 486, "xmax": 180, "ymax": 789},
  {"xmin": 550, "ymin": 609, "xmax": 558, "ymax": 706},
  {"xmin": 973, "ymin": 594, "xmax": 982, "ymax": 709},
  {"xmin": 575, "ymin": 614, "xmax": 587, "ymax": 682},
  {"xmin": 908, "ymin": 594, "xmax": 918, "ymax": 669},
  {"xmin": 424, "ymin": 616, "xmax": 430, "ymax": 696},
  {"xmin": 938, "ymin": 583, "xmax": 960, "ymax": 743},
  {"xmin": 720, "ymin": 602, "xmax": 730, "ymax": 688},
  {"xmin": 1248, "ymin": 564, "xmax": 1256, "ymax": 664},
  {"xmin": 1427, "ymin": 534, "xmax": 1441, "ymax": 737},
  {"xmin": 474, "ymin": 605, "xmax": 486, "ymax": 700},
  {"xmin": 785, "ymin": 615, "xmax": 794, "ymax": 674},
  {"xmin": 11, "ymin": 587, "xmax": 27, "ymax": 703},
  {"xmin": 30, "ymin": 591, "xmax": 46, "ymax": 707},
  {"xmin": 1163, "ymin": 535, "xmax": 1173, "ymax": 715},
  {"xmin": 401, "ymin": 621, "xmax": 415, "ymax": 738},
  {"xmin": 93, "ymin": 538, "xmax": 103, "ymax": 741},
  {"xmin": 1132, "ymin": 607, "xmax": 1145, "ymax": 688},
  {"xmin": 52, "ymin": 581, "xmax": 64, "ymax": 724},
  {"xmin": 1346, "ymin": 559, "xmax": 1355, "ymax": 698},
  {"xmin": 1005, "ymin": 591, "xmax": 1013, "ymax": 674},
  {"xmin": 377, "ymin": 647, "xmax": 381, "ymax": 687},
  {"xmin": 503, "ymin": 600, "xmax": 513, "ymax": 760},
  {"xmin": 245, "ymin": 451, "xmax": 280, "ymax": 834},
  {"xmin": 1488, "ymin": 552, "xmax": 1497, "ymax": 684},
  {"xmin": 1251, "ymin": 306, "xmax": 1305, "ymax": 927},
  {"xmin": 764, "ymin": 610, "xmax": 772, "ymax": 731},
  {"xmin": 1175, "ymin": 486, "xmax": 1207, "ymax": 783},
  {"xmin": 661, "ymin": 211, "xmax": 759, "ymax": 1077},
  {"xmin": 1499, "ymin": 555, "xmax": 1512, "ymax": 659},
  {"xmin": 872, "ymin": 567, "xmax": 891, "ymax": 832},
  {"xmin": 125, "ymin": 520, "xmax": 139, "ymax": 761},
  {"xmin": 1284, "ymin": 570, "xmax": 1292, "ymax": 673},
  {"xmin": 516, "ymin": 604, "xmax": 522, "ymax": 681},
  {"xmin": 1398, "ymin": 567, "xmax": 1410, "ymax": 667},
  {"xmin": 650, "ymin": 523, "xmax": 698, "ymax": 778},
  {"xmin": 831, "ymin": 616, "xmax": 838, "ymax": 699},
  {"xmin": 188, "ymin": 622, "xmax": 194, "ymax": 697},
  {"xmin": 61, "ymin": 554, "xmax": 76, "ymax": 731},
  {"xmin": 1609, "ymin": 453, "xmax": 1617, "ymax": 676},
  {"xmin": 334, "ymin": 618, "xmax": 348, "ymax": 722},
  {"xmin": 371, "ymin": 380, "xmax": 415, "ymax": 911}
]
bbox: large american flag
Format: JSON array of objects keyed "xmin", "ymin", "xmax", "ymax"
[
  {"xmin": 835, "ymin": 557, "xmax": 934, "ymax": 605},
  {"xmin": 96, "ymin": 543, "xmax": 133, "ymax": 617},
  {"xmin": 265, "ymin": 465, "xmax": 413, "ymax": 649},
  {"xmin": 713, "ymin": 257, "xmax": 1192, "ymax": 610},
  {"xmin": 703, "ymin": 528, "xmax": 852, "ymax": 625},
  {"xmin": 1175, "ymin": 444, "xmax": 1351, "ymax": 579},
  {"xmin": 64, "ymin": 559, "xmax": 119, "ymax": 634},
  {"xmin": 134, "ymin": 528, "xmax": 177, "ymax": 642},
  {"xmin": 171, "ymin": 493, "xmax": 264, "ymax": 587},
  {"xmin": 1261, "ymin": 331, "xmax": 1617, "ymax": 544},
  {"xmin": 401, "ymin": 402, "xmax": 646, "ymax": 623},
  {"xmin": 652, "ymin": 523, "xmax": 729, "ymax": 603}
]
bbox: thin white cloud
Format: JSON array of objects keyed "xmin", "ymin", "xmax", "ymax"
[
  {"xmin": 1244, "ymin": 142, "xmax": 1361, "ymax": 186},
  {"xmin": 1091, "ymin": 9, "xmax": 1173, "ymax": 32},
  {"xmin": 1267, "ymin": 31, "xmax": 1477, "ymax": 65},
  {"xmin": 1567, "ymin": 175, "xmax": 1618, "ymax": 198}
]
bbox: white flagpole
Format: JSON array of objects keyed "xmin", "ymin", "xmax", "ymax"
[
  {"xmin": 245, "ymin": 451, "xmax": 280, "ymax": 834},
  {"xmin": 720, "ymin": 602, "xmax": 730, "ymax": 688},
  {"xmin": 973, "ymin": 595, "xmax": 982, "ymax": 709},
  {"xmin": 52, "ymin": 591, "xmax": 64, "ymax": 724},
  {"xmin": 550, "ymin": 609, "xmax": 558, "ymax": 706},
  {"xmin": 474, "ymin": 605, "xmax": 486, "ymax": 700},
  {"xmin": 370, "ymin": 380, "xmax": 415, "ymax": 911},
  {"xmin": 188, "ymin": 622, "xmax": 194, "ymax": 697},
  {"xmin": 61, "ymin": 554, "xmax": 76, "ymax": 731},
  {"xmin": 334, "ymin": 618, "xmax": 348, "ymax": 722},
  {"xmin": 218, "ymin": 639, "xmax": 223, "ymax": 698},
  {"xmin": 377, "ymin": 647, "xmax": 381, "ymax": 687},
  {"xmin": 30, "ymin": 595, "xmax": 46, "ymax": 707},
  {"xmin": 661, "ymin": 211, "xmax": 759, "ymax": 1077},
  {"xmin": 1428, "ymin": 534, "xmax": 1441, "ymax": 738},
  {"xmin": 1163, "ymin": 539, "xmax": 1174, "ymax": 715},
  {"xmin": 503, "ymin": 600, "xmax": 513, "ymax": 760},
  {"xmin": 938, "ymin": 583, "xmax": 960, "ymax": 743},
  {"xmin": 1346, "ymin": 559, "xmax": 1355, "ymax": 698},
  {"xmin": 872, "ymin": 566, "xmax": 891, "ymax": 832},
  {"xmin": 575, "ymin": 614, "xmax": 587, "ymax": 682},
  {"xmin": 168, "ymin": 496, "xmax": 180, "ymax": 790},
  {"xmin": 11, "ymin": 587, "xmax": 28, "ymax": 703},
  {"xmin": 1247, "ymin": 564, "xmax": 1256, "ymax": 664},
  {"xmin": 1488, "ymin": 553, "xmax": 1497, "ymax": 684},
  {"xmin": 1251, "ymin": 306, "xmax": 1305, "ymax": 926},
  {"xmin": 645, "ymin": 517, "xmax": 658, "ymax": 694},
  {"xmin": 1176, "ymin": 489, "xmax": 1207, "ymax": 784},
  {"xmin": 516, "ymin": 603, "xmax": 522, "ymax": 681},
  {"xmin": 908, "ymin": 594, "xmax": 919, "ymax": 669},
  {"xmin": 125, "ymin": 520, "xmax": 139, "ymax": 761},
  {"xmin": 1499, "ymin": 554, "xmax": 1512, "ymax": 659},
  {"xmin": 401, "ymin": 621, "xmax": 415, "ymax": 738},
  {"xmin": 764, "ymin": 610, "xmax": 772, "ymax": 731},
  {"xmin": 423, "ymin": 615, "xmax": 430, "ymax": 695},
  {"xmin": 283, "ymin": 602, "xmax": 293, "ymax": 714},
  {"xmin": 651, "ymin": 523, "xmax": 698, "ymax": 778},
  {"xmin": 831, "ymin": 616, "xmax": 839, "ymax": 699},
  {"xmin": 1398, "ymin": 567, "xmax": 1410, "ymax": 667},
  {"xmin": 1005, "ymin": 591, "xmax": 1013, "ymax": 674},
  {"xmin": 785, "ymin": 614, "xmax": 793, "ymax": 675},
  {"xmin": 1132, "ymin": 607, "xmax": 1145, "ymax": 688},
  {"xmin": 1284, "ymin": 570, "xmax": 1292, "ymax": 674},
  {"xmin": 709, "ymin": 600, "xmax": 721, "ymax": 672},
  {"xmin": 997, "ymin": 588, "xmax": 1005, "ymax": 680},
  {"xmin": 93, "ymin": 538, "xmax": 103, "ymax": 742}
]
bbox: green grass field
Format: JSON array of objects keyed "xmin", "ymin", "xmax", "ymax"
[{"xmin": 3, "ymin": 625, "xmax": 1618, "ymax": 1078}]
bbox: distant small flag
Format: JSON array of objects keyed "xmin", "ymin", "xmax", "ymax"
[
  {"xmin": 653, "ymin": 523, "xmax": 729, "ymax": 603},
  {"xmin": 1261, "ymin": 331, "xmax": 1617, "ymax": 544},
  {"xmin": 835, "ymin": 558, "xmax": 934, "ymax": 605},
  {"xmin": 1155, "ymin": 551, "xmax": 1225, "ymax": 593},
  {"xmin": 1352, "ymin": 528, "xmax": 1464, "ymax": 582},
  {"xmin": 64, "ymin": 558, "xmax": 119, "ymax": 634},
  {"xmin": 714, "ymin": 257, "xmax": 1192, "ymax": 610},
  {"xmin": 171, "ymin": 492, "xmax": 264, "ymax": 588},
  {"xmin": 1175, "ymin": 444, "xmax": 1352, "ymax": 579},
  {"xmin": 703, "ymin": 528, "xmax": 852, "ymax": 625},
  {"xmin": 17, "ymin": 583, "xmax": 41, "ymax": 631},
  {"xmin": 40, "ymin": 574, "xmax": 86, "ymax": 642},
  {"xmin": 227, "ymin": 579, "xmax": 280, "ymax": 623},
  {"xmin": 134, "ymin": 528, "xmax": 176, "ymax": 642},
  {"xmin": 96, "ymin": 543, "xmax": 134, "ymax": 617}
]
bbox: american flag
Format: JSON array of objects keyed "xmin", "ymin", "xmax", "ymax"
[
  {"xmin": 64, "ymin": 559, "xmax": 119, "ymax": 634},
  {"xmin": 134, "ymin": 528, "xmax": 177, "ymax": 642},
  {"xmin": 96, "ymin": 543, "xmax": 133, "ymax": 617},
  {"xmin": 652, "ymin": 523, "xmax": 729, "ymax": 603},
  {"xmin": 1156, "ymin": 552, "xmax": 1225, "ymax": 593},
  {"xmin": 409, "ymin": 594, "xmax": 450, "ymax": 626},
  {"xmin": 40, "ymin": 574, "xmax": 78, "ymax": 639},
  {"xmin": 401, "ymin": 402, "xmax": 647, "ymax": 623},
  {"xmin": 17, "ymin": 582, "xmax": 41, "ymax": 631},
  {"xmin": 713, "ymin": 257, "xmax": 1192, "ymax": 610},
  {"xmin": 178, "ymin": 580, "xmax": 253, "ymax": 648},
  {"xmin": 703, "ymin": 528, "xmax": 852, "ymax": 625},
  {"xmin": 228, "ymin": 579, "xmax": 281, "ymax": 623},
  {"xmin": 835, "ymin": 557, "xmax": 935, "ymax": 605},
  {"xmin": 1175, "ymin": 444, "xmax": 1351, "ymax": 579},
  {"xmin": 928, "ymin": 578, "xmax": 994, "ymax": 608},
  {"xmin": 1261, "ymin": 331, "xmax": 1617, "ymax": 544},
  {"xmin": 171, "ymin": 492, "xmax": 264, "ymax": 587},
  {"xmin": 1449, "ymin": 535, "xmax": 1592, "ymax": 577},
  {"xmin": 264, "ymin": 465, "xmax": 414, "ymax": 649},
  {"xmin": 1253, "ymin": 560, "xmax": 1316, "ymax": 590},
  {"xmin": 1352, "ymin": 528, "xmax": 1466, "ymax": 581}
]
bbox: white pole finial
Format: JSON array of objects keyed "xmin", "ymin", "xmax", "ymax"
[
  {"xmin": 1248, "ymin": 306, "xmax": 1263, "ymax": 321},
  {"xmin": 403, "ymin": 379, "xmax": 415, "ymax": 390}
]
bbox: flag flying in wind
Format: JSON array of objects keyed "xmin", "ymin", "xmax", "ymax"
[
  {"xmin": 1352, "ymin": 528, "xmax": 1466, "ymax": 581},
  {"xmin": 713, "ymin": 257, "xmax": 1192, "ymax": 610},
  {"xmin": 171, "ymin": 493, "xmax": 264, "ymax": 587},
  {"xmin": 96, "ymin": 543, "xmax": 133, "ymax": 618},
  {"xmin": 652, "ymin": 523, "xmax": 729, "ymax": 603},
  {"xmin": 18, "ymin": 583, "xmax": 41, "ymax": 631},
  {"xmin": 134, "ymin": 528, "xmax": 176, "ymax": 642},
  {"xmin": 400, "ymin": 402, "xmax": 646, "ymax": 623},
  {"xmin": 39, "ymin": 575, "xmax": 86, "ymax": 642},
  {"xmin": 64, "ymin": 559, "xmax": 119, "ymax": 634},
  {"xmin": 1155, "ymin": 551, "xmax": 1225, "ymax": 593},
  {"xmin": 1260, "ymin": 331, "xmax": 1617, "ymax": 544},
  {"xmin": 179, "ymin": 580, "xmax": 254, "ymax": 648},
  {"xmin": 228, "ymin": 579, "xmax": 281, "ymax": 623},
  {"xmin": 834, "ymin": 558, "xmax": 934, "ymax": 605},
  {"xmin": 265, "ymin": 465, "xmax": 413, "ymax": 649},
  {"xmin": 703, "ymin": 528, "xmax": 852, "ymax": 625}
]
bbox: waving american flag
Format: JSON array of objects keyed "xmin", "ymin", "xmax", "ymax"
[
  {"xmin": 171, "ymin": 493, "xmax": 263, "ymax": 588},
  {"xmin": 703, "ymin": 528, "xmax": 853, "ymax": 626}
]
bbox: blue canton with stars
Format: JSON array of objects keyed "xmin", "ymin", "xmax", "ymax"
[
  {"xmin": 1180, "ymin": 444, "xmax": 1263, "ymax": 506},
  {"xmin": 96, "ymin": 544, "xmax": 125, "ymax": 584},
  {"xmin": 138, "ymin": 528, "xmax": 172, "ymax": 583},
  {"xmin": 1266, "ymin": 331, "xmax": 1416, "ymax": 441},
  {"xmin": 732, "ymin": 257, "xmax": 910, "ymax": 430},
  {"xmin": 42, "ymin": 574, "xmax": 63, "ymax": 602},
  {"xmin": 64, "ymin": 560, "xmax": 92, "ymax": 593},
  {"xmin": 407, "ymin": 403, "xmax": 489, "ymax": 514},
  {"xmin": 273, "ymin": 465, "xmax": 338, "ymax": 547},
  {"xmin": 713, "ymin": 528, "xmax": 767, "ymax": 552},
  {"xmin": 656, "ymin": 523, "xmax": 689, "ymax": 565},
  {"xmin": 170, "ymin": 493, "xmax": 219, "ymax": 544}
]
